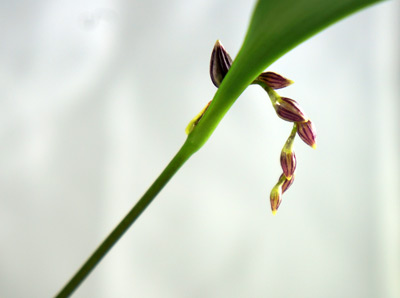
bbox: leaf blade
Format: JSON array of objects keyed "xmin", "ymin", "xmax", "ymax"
[{"xmin": 188, "ymin": 0, "xmax": 385, "ymax": 150}]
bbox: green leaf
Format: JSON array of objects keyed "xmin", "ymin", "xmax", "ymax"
[{"xmin": 187, "ymin": 0, "xmax": 385, "ymax": 152}]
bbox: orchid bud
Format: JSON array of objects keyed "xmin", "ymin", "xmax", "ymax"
[
  {"xmin": 270, "ymin": 183, "xmax": 283, "ymax": 215},
  {"xmin": 297, "ymin": 120, "xmax": 317, "ymax": 149},
  {"xmin": 210, "ymin": 40, "xmax": 232, "ymax": 88},
  {"xmin": 257, "ymin": 72, "xmax": 294, "ymax": 89},
  {"xmin": 274, "ymin": 97, "xmax": 308, "ymax": 123},
  {"xmin": 270, "ymin": 175, "xmax": 287, "ymax": 215},
  {"xmin": 280, "ymin": 124, "xmax": 297, "ymax": 179},
  {"xmin": 281, "ymin": 173, "xmax": 295, "ymax": 194},
  {"xmin": 280, "ymin": 150, "xmax": 296, "ymax": 179}
]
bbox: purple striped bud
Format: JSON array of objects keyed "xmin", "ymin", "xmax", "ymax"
[
  {"xmin": 257, "ymin": 72, "xmax": 294, "ymax": 89},
  {"xmin": 280, "ymin": 150, "xmax": 296, "ymax": 180},
  {"xmin": 210, "ymin": 40, "xmax": 232, "ymax": 88},
  {"xmin": 270, "ymin": 182, "xmax": 283, "ymax": 215},
  {"xmin": 280, "ymin": 123, "xmax": 297, "ymax": 179},
  {"xmin": 280, "ymin": 173, "xmax": 295, "ymax": 194},
  {"xmin": 270, "ymin": 174, "xmax": 289, "ymax": 215},
  {"xmin": 274, "ymin": 97, "xmax": 308, "ymax": 123},
  {"xmin": 297, "ymin": 120, "xmax": 317, "ymax": 149}
]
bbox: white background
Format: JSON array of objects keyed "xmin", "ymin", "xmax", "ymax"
[{"xmin": 0, "ymin": 0, "xmax": 399, "ymax": 297}]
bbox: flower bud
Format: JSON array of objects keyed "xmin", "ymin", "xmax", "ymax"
[
  {"xmin": 270, "ymin": 175, "xmax": 287, "ymax": 215},
  {"xmin": 274, "ymin": 97, "xmax": 308, "ymax": 123},
  {"xmin": 270, "ymin": 183, "xmax": 283, "ymax": 216},
  {"xmin": 210, "ymin": 40, "xmax": 232, "ymax": 88},
  {"xmin": 257, "ymin": 72, "xmax": 294, "ymax": 89},
  {"xmin": 280, "ymin": 124, "xmax": 297, "ymax": 179},
  {"xmin": 280, "ymin": 150, "xmax": 296, "ymax": 180},
  {"xmin": 280, "ymin": 173, "xmax": 295, "ymax": 194},
  {"xmin": 297, "ymin": 120, "xmax": 317, "ymax": 149}
]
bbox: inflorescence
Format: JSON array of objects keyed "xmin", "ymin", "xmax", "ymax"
[{"xmin": 186, "ymin": 40, "xmax": 317, "ymax": 215}]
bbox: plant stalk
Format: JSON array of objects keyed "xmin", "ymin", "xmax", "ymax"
[{"xmin": 55, "ymin": 140, "xmax": 195, "ymax": 298}]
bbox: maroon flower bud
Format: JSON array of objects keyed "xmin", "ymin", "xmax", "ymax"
[
  {"xmin": 297, "ymin": 120, "xmax": 317, "ymax": 149},
  {"xmin": 274, "ymin": 97, "xmax": 308, "ymax": 123},
  {"xmin": 257, "ymin": 72, "xmax": 294, "ymax": 89},
  {"xmin": 270, "ymin": 174, "xmax": 290, "ymax": 215},
  {"xmin": 280, "ymin": 173, "xmax": 295, "ymax": 194},
  {"xmin": 280, "ymin": 123, "xmax": 297, "ymax": 179},
  {"xmin": 280, "ymin": 150, "xmax": 296, "ymax": 180},
  {"xmin": 210, "ymin": 40, "xmax": 232, "ymax": 88}
]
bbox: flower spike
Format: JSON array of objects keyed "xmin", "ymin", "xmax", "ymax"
[
  {"xmin": 210, "ymin": 40, "xmax": 232, "ymax": 88},
  {"xmin": 250, "ymin": 69, "xmax": 316, "ymax": 213}
]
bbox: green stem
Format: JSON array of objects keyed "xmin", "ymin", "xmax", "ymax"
[{"xmin": 55, "ymin": 140, "xmax": 196, "ymax": 298}]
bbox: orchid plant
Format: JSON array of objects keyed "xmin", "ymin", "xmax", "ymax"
[{"xmin": 55, "ymin": 0, "xmax": 386, "ymax": 296}]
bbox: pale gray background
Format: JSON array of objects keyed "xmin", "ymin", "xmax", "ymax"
[{"xmin": 0, "ymin": 1, "xmax": 399, "ymax": 297}]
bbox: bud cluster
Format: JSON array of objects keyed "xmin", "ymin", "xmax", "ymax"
[
  {"xmin": 185, "ymin": 40, "xmax": 317, "ymax": 215},
  {"xmin": 253, "ymin": 78, "xmax": 316, "ymax": 214},
  {"xmin": 253, "ymin": 67, "xmax": 317, "ymax": 215}
]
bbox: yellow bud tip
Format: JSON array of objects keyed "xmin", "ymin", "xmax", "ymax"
[
  {"xmin": 272, "ymin": 209, "xmax": 277, "ymax": 216},
  {"xmin": 288, "ymin": 79, "xmax": 295, "ymax": 85},
  {"xmin": 311, "ymin": 144, "xmax": 317, "ymax": 150},
  {"xmin": 285, "ymin": 174, "xmax": 293, "ymax": 180}
]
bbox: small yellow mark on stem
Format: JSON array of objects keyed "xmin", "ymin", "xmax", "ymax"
[{"xmin": 185, "ymin": 101, "xmax": 211, "ymax": 135}]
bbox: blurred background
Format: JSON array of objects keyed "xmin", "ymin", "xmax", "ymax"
[{"xmin": 0, "ymin": 0, "xmax": 399, "ymax": 297}]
